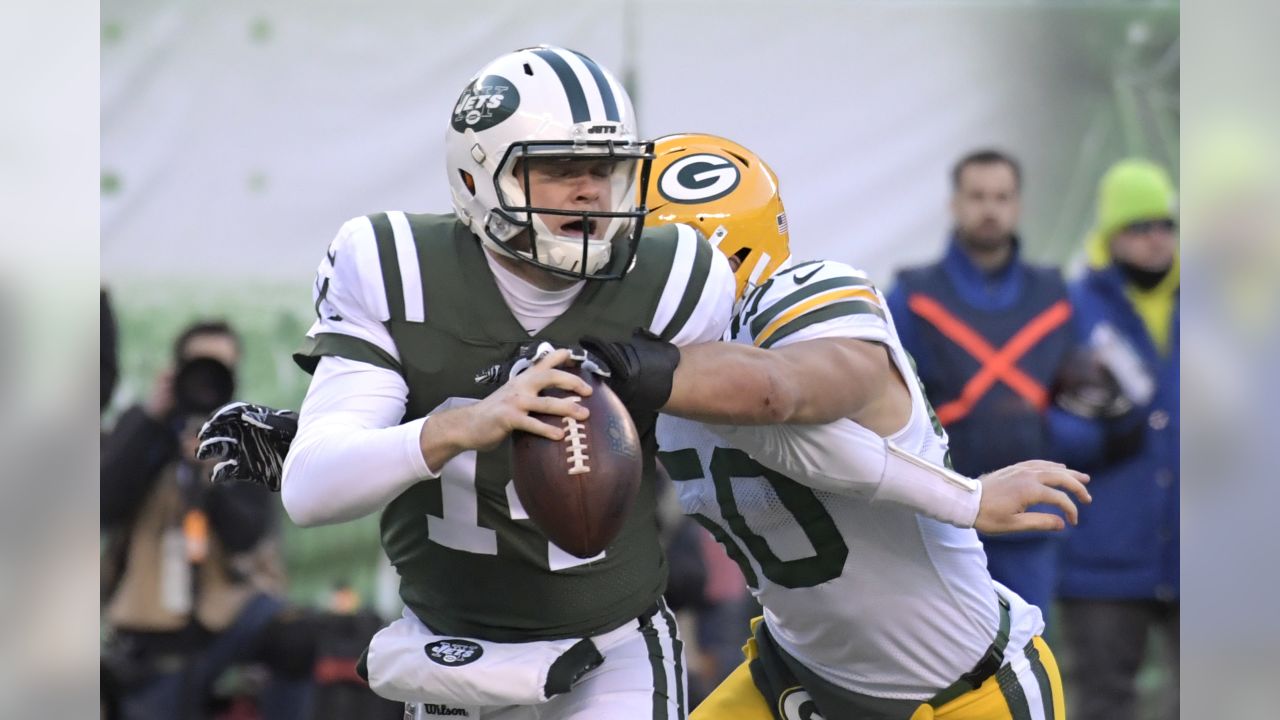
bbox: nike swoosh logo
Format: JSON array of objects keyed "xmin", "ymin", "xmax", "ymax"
[{"xmin": 793, "ymin": 264, "xmax": 823, "ymax": 285}]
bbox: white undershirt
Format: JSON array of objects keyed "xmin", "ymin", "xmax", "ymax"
[{"xmin": 483, "ymin": 249, "xmax": 583, "ymax": 335}]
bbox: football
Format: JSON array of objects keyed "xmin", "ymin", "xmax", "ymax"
[{"xmin": 511, "ymin": 365, "xmax": 643, "ymax": 559}]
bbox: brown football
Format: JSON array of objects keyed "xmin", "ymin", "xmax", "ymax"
[{"xmin": 511, "ymin": 365, "xmax": 643, "ymax": 559}]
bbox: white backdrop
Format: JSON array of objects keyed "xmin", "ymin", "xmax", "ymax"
[{"xmin": 102, "ymin": 0, "xmax": 1177, "ymax": 289}]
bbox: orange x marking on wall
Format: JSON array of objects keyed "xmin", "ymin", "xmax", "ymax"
[{"xmin": 907, "ymin": 294, "xmax": 1072, "ymax": 426}]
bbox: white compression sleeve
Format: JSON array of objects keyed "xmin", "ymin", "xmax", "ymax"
[
  {"xmin": 711, "ymin": 420, "xmax": 982, "ymax": 528},
  {"xmin": 281, "ymin": 356, "xmax": 436, "ymax": 526}
]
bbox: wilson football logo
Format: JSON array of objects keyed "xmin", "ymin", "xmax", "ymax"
[
  {"xmin": 451, "ymin": 75, "xmax": 520, "ymax": 132},
  {"xmin": 657, "ymin": 153, "xmax": 741, "ymax": 204}
]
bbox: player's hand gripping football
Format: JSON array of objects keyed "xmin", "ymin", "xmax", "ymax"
[
  {"xmin": 196, "ymin": 401, "xmax": 299, "ymax": 491},
  {"xmin": 454, "ymin": 345, "xmax": 594, "ymax": 453},
  {"xmin": 974, "ymin": 460, "xmax": 1092, "ymax": 534}
]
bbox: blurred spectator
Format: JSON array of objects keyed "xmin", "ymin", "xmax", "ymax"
[
  {"xmin": 886, "ymin": 149, "xmax": 1075, "ymax": 617},
  {"xmin": 101, "ymin": 321, "xmax": 314, "ymax": 719},
  {"xmin": 308, "ymin": 584, "xmax": 402, "ymax": 720},
  {"xmin": 1052, "ymin": 159, "xmax": 1179, "ymax": 720},
  {"xmin": 684, "ymin": 530, "xmax": 757, "ymax": 708}
]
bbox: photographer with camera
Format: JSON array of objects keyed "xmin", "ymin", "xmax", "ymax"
[{"xmin": 101, "ymin": 321, "xmax": 314, "ymax": 719}]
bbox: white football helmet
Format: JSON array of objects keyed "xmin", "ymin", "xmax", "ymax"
[{"xmin": 446, "ymin": 45, "xmax": 653, "ymax": 280}]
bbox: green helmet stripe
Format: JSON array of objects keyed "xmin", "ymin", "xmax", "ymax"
[
  {"xmin": 531, "ymin": 48, "xmax": 590, "ymax": 123},
  {"xmin": 568, "ymin": 49, "xmax": 619, "ymax": 121}
]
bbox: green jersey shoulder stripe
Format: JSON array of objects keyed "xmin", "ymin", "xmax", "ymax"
[
  {"xmin": 748, "ymin": 275, "xmax": 875, "ymax": 337},
  {"xmin": 653, "ymin": 224, "xmax": 716, "ymax": 342},
  {"xmin": 368, "ymin": 211, "xmax": 428, "ymax": 324},
  {"xmin": 369, "ymin": 212, "xmax": 405, "ymax": 323},
  {"xmin": 386, "ymin": 211, "xmax": 425, "ymax": 322},
  {"xmin": 758, "ymin": 301, "xmax": 886, "ymax": 349}
]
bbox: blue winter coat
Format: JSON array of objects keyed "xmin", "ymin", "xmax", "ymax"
[{"xmin": 1051, "ymin": 265, "xmax": 1179, "ymax": 601}]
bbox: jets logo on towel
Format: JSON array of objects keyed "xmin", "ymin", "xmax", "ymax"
[{"xmin": 424, "ymin": 639, "xmax": 484, "ymax": 667}]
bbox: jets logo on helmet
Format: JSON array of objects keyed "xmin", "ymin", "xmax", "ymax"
[
  {"xmin": 451, "ymin": 75, "xmax": 520, "ymax": 132},
  {"xmin": 657, "ymin": 153, "xmax": 741, "ymax": 204}
]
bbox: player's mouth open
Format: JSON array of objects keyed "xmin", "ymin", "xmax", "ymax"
[{"xmin": 560, "ymin": 218, "xmax": 598, "ymax": 237}]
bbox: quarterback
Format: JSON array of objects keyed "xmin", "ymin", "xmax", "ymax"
[{"xmin": 270, "ymin": 46, "xmax": 736, "ymax": 720}]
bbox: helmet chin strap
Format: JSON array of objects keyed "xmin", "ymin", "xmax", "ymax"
[{"xmin": 526, "ymin": 215, "xmax": 613, "ymax": 275}]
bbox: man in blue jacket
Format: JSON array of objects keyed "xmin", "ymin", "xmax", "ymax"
[
  {"xmin": 1051, "ymin": 159, "xmax": 1179, "ymax": 720},
  {"xmin": 887, "ymin": 149, "xmax": 1076, "ymax": 618}
]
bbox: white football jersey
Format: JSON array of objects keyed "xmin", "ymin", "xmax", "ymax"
[{"xmin": 656, "ymin": 260, "xmax": 1044, "ymax": 700}]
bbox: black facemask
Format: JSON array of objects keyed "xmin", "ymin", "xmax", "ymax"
[{"xmin": 1116, "ymin": 259, "xmax": 1172, "ymax": 290}]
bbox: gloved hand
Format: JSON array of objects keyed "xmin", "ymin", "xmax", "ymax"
[
  {"xmin": 196, "ymin": 401, "xmax": 299, "ymax": 491},
  {"xmin": 579, "ymin": 328, "xmax": 680, "ymax": 416},
  {"xmin": 1052, "ymin": 347, "xmax": 1134, "ymax": 419},
  {"xmin": 475, "ymin": 341, "xmax": 611, "ymax": 387}
]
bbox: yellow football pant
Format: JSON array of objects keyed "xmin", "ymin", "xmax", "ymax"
[{"xmin": 692, "ymin": 633, "xmax": 1065, "ymax": 720}]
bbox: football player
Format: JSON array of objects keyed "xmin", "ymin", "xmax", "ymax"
[
  {"xmin": 267, "ymin": 47, "xmax": 737, "ymax": 720},
  {"xmin": 582, "ymin": 134, "xmax": 1080, "ymax": 719},
  {"xmin": 199, "ymin": 131, "xmax": 1088, "ymax": 719}
]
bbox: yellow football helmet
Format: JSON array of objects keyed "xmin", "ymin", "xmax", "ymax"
[{"xmin": 645, "ymin": 133, "xmax": 792, "ymax": 302}]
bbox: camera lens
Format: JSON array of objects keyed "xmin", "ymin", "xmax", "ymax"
[{"xmin": 173, "ymin": 357, "xmax": 235, "ymax": 415}]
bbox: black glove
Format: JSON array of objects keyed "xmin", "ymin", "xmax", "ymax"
[
  {"xmin": 474, "ymin": 341, "xmax": 610, "ymax": 386},
  {"xmin": 1052, "ymin": 347, "xmax": 1134, "ymax": 420},
  {"xmin": 196, "ymin": 401, "xmax": 299, "ymax": 491},
  {"xmin": 579, "ymin": 328, "xmax": 680, "ymax": 415}
]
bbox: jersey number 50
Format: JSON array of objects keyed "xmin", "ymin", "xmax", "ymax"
[{"xmin": 659, "ymin": 446, "xmax": 849, "ymax": 590}]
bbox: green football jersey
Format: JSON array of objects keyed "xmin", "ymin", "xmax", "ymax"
[{"xmin": 296, "ymin": 212, "xmax": 732, "ymax": 641}]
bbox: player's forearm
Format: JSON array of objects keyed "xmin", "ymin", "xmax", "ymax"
[
  {"xmin": 282, "ymin": 417, "xmax": 430, "ymax": 526},
  {"xmin": 713, "ymin": 421, "xmax": 982, "ymax": 528},
  {"xmin": 663, "ymin": 342, "xmax": 807, "ymax": 425},
  {"xmin": 665, "ymin": 339, "xmax": 895, "ymax": 426}
]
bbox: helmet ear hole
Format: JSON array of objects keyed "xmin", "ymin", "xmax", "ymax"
[{"xmin": 459, "ymin": 170, "xmax": 476, "ymax": 196}]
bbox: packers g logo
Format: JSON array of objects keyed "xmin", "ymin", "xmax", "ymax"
[
  {"xmin": 656, "ymin": 153, "xmax": 741, "ymax": 204},
  {"xmin": 451, "ymin": 75, "xmax": 520, "ymax": 132},
  {"xmin": 778, "ymin": 687, "xmax": 824, "ymax": 720}
]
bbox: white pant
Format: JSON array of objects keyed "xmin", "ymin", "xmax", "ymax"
[{"xmin": 405, "ymin": 601, "xmax": 687, "ymax": 720}]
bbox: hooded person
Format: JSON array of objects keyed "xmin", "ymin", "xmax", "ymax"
[{"xmin": 1050, "ymin": 158, "xmax": 1179, "ymax": 720}]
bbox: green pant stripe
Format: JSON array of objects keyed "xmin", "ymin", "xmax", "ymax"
[
  {"xmin": 759, "ymin": 299, "xmax": 885, "ymax": 348},
  {"xmin": 747, "ymin": 275, "xmax": 874, "ymax": 337},
  {"xmin": 369, "ymin": 212, "xmax": 406, "ymax": 323},
  {"xmin": 1024, "ymin": 640, "xmax": 1055, "ymax": 720},
  {"xmin": 639, "ymin": 617, "xmax": 670, "ymax": 720},
  {"xmin": 659, "ymin": 232, "xmax": 712, "ymax": 341},
  {"xmin": 658, "ymin": 602, "xmax": 686, "ymax": 719},
  {"xmin": 996, "ymin": 662, "xmax": 1033, "ymax": 720}
]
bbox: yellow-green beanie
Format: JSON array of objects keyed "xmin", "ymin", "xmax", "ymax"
[{"xmin": 1086, "ymin": 159, "xmax": 1177, "ymax": 268}]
